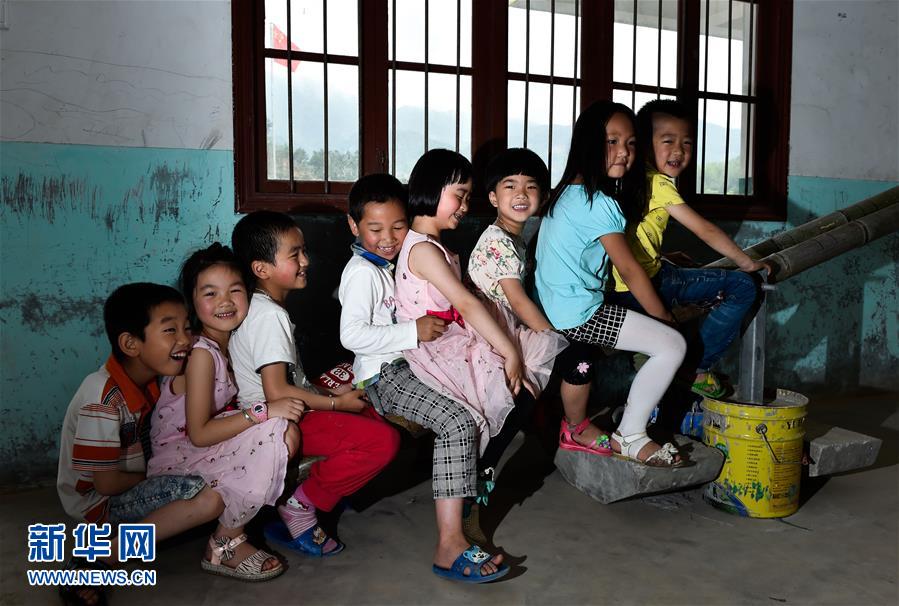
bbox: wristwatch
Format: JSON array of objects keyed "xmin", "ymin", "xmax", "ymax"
[{"xmin": 251, "ymin": 402, "xmax": 268, "ymax": 423}]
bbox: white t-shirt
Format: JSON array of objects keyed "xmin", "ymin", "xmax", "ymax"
[
  {"xmin": 338, "ymin": 254, "xmax": 418, "ymax": 385},
  {"xmin": 230, "ymin": 291, "xmax": 310, "ymax": 406}
]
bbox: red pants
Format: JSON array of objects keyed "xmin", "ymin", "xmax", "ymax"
[{"xmin": 298, "ymin": 408, "xmax": 399, "ymax": 511}]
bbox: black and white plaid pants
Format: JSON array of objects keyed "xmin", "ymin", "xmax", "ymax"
[{"xmin": 366, "ymin": 361, "xmax": 477, "ymax": 499}]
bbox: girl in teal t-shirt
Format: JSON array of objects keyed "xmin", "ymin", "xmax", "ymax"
[{"xmin": 535, "ymin": 101, "xmax": 687, "ymax": 467}]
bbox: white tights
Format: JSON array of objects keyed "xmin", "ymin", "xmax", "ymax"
[{"xmin": 613, "ymin": 310, "xmax": 686, "ymax": 436}]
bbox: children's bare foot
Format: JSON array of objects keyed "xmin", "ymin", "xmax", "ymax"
[
  {"xmin": 559, "ymin": 418, "xmax": 612, "ymax": 455},
  {"xmin": 435, "ymin": 536, "xmax": 503, "ymax": 577},
  {"xmin": 204, "ymin": 532, "xmax": 281, "ymax": 572},
  {"xmin": 569, "ymin": 420, "xmax": 608, "ymax": 448}
]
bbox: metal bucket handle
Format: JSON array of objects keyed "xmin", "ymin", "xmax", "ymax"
[{"xmin": 755, "ymin": 423, "xmax": 803, "ymax": 465}]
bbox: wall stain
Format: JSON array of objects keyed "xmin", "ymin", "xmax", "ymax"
[
  {"xmin": 150, "ymin": 163, "xmax": 189, "ymax": 222},
  {"xmin": 3, "ymin": 293, "xmax": 106, "ymax": 333},
  {"xmin": 1, "ymin": 173, "xmax": 98, "ymax": 223}
]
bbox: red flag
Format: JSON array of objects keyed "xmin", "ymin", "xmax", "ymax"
[{"xmin": 272, "ymin": 23, "xmax": 300, "ymax": 72}]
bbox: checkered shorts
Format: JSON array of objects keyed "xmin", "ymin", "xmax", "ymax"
[
  {"xmin": 560, "ymin": 303, "xmax": 628, "ymax": 348},
  {"xmin": 367, "ymin": 361, "xmax": 477, "ymax": 499}
]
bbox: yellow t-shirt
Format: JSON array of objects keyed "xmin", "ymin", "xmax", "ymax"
[{"xmin": 612, "ymin": 170, "xmax": 685, "ymax": 292}]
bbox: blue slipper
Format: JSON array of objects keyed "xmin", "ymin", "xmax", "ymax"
[
  {"xmin": 263, "ymin": 520, "xmax": 345, "ymax": 557},
  {"xmin": 432, "ymin": 545, "xmax": 509, "ymax": 584}
]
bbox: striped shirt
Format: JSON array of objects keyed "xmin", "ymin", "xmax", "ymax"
[{"xmin": 57, "ymin": 356, "xmax": 158, "ymax": 523}]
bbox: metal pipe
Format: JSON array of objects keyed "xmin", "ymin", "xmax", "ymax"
[{"xmin": 707, "ymin": 185, "xmax": 899, "ymax": 270}]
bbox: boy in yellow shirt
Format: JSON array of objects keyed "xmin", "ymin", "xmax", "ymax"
[{"xmin": 610, "ymin": 99, "xmax": 770, "ymax": 397}]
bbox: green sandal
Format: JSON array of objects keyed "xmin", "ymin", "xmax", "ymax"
[{"xmin": 691, "ymin": 372, "xmax": 726, "ymax": 398}]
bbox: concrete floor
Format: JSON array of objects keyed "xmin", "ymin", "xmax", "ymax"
[{"xmin": 2, "ymin": 390, "xmax": 897, "ymax": 605}]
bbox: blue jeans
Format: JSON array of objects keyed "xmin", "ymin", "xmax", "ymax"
[
  {"xmin": 108, "ymin": 474, "xmax": 206, "ymax": 523},
  {"xmin": 607, "ymin": 263, "xmax": 759, "ymax": 371}
]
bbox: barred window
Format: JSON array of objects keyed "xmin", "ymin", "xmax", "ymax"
[{"xmin": 234, "ymin": 0, "xmax": 791, "ymax": 219}]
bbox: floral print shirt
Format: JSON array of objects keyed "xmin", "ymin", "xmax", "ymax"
[{"xmin": 467, "ymin": 224, "xmax": 526, "ymax": 308}]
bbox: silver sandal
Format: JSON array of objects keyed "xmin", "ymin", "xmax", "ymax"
[{"xmin": 200, "ymin": 533, "xmax": 284, "ymax": 582}]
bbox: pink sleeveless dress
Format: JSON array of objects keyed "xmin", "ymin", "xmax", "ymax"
[
  {"xmin": 394, "ymin": 230, "xmax": 516, "ymax": 453},
  {"xmin": 148, "ymin": 336, "xmax": 290, "ymax": 528}
]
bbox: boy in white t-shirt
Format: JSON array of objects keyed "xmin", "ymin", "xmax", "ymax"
[
  {"xmin": 230, "ymin": 211, "xmax": 399, "ymax": 557},
  {"xmin": 338, "ymin": 173, "xmax": 507, "ymax": 583}
]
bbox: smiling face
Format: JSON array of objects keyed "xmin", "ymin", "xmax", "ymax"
[
  {"xmin": 605, "ymin": 112, "xmax": 637, "ymax": 179},
  {"xmin": 651, "ymin": 114, "xmax": 693, "ymax": 178},
  {"xmin": 434, "ymin": 178, "xmax": 472, "ymax": 231},
  {"xmin": 135, "ymin": 301, "xmax": 192, "ymax": 378},
  {"xmin": 192, "ymin": 264, "xmax": 249, "ymax": 339},
  {"xmin": 261, "ymin": 226, "xmax": 310, "ymax": 298},
  {"xmin": 348, "ymin": 198, "xmax": 409, "ymax": 261},
  {"xmin": 488, "ymin": 174, "xmax": 541, "ymax": 234}
]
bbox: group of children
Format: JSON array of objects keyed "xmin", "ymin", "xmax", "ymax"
[{"xmin": 57, "ymin": 99, "xmax": 767, "ymax": 601}]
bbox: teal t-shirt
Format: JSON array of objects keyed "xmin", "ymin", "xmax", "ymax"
[{"xmin": 535, "ymin": 184, "xmax": 626, "ymax": 330}]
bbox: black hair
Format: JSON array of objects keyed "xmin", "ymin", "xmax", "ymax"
[
  {"xmin": 104, "ymin": 282, "xmax": 185, "ymax": 361},
  {"xmin": 231, "ymin": 210, "xmax": 297, "ymax": 289},
  {"xmin": 407, "ymin": 149, "xmax": 473, "ymax": 221},
  {"xmin": 179, "ymin": 243, "xmax": 245, "ymax": 331},
  {"xmin": 636, "ymin": 99, "xmax": 693, "ymax": 170},
  {"xmin": 485, "ymin": 148, "xmax": 550, "ymax": 195},
  {"xmin": 348, "ymin": 173, "xmax": 408, "ymax": 222},
  {"xmin": 544, "ymin": 100, "xmax": 645, "ymax": 225}
]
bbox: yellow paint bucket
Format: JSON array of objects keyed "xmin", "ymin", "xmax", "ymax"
[{"xmin": 701, "ymin": 389, "xmax": 807, "ymax": 518}]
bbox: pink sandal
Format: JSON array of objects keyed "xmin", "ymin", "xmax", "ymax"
[{"xmin": 559, "ymin": 418, "xmax": 613, "ymax": 456}]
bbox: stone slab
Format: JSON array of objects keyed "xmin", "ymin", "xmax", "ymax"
[
  {"xmin": 808, "ymin": 427, "xmax": 882, "ymax": 477},
  {"xmin": 554, "ymin": 435, "xmax": 725, "ymax": 504}
]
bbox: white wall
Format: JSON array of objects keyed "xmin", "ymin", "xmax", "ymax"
[
  {"xmin": 789, "ymin": 0, "xmax": 899, "ymax": 181},
  {"xmin": 0, "ymin": 0, "xmax": 233, "ymax": 150}
]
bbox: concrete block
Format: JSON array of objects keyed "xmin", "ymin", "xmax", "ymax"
[
  {"xmin": 554, "ymin": 436, "xmax": 725, "ymax": 504},
  {"xmin": 808, "ymin": 427, "xmax": 882, "ymax": 477}
]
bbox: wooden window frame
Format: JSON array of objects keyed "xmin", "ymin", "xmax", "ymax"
[{"xmin": 233, "ymin": 0, "xmax": 791, "ymax": 219}]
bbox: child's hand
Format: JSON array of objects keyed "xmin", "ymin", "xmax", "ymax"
[
  {"xmin": 739, "ymin": 258, "xmax": 775, "ymax": 279},
  {"xmin": 336, "ymin": 389, "xmax": 369, "ymax": 413},
  {"xmin": 267, "ymin": 398, "xmax": 306, "ymax": 422},
  {"xmin": 416, "ymin": 315, "xmax": 447, "ymax": 342},
  {"xmin": 503, "ymin": 354, "xmax": 526, "ymax": 396}
]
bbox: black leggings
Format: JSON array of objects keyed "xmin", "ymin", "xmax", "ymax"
[{"xmin": 478, "ymin": 388, "xmax": 537, "ymax": 472}]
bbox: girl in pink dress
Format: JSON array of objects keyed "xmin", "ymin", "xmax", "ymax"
[
  {"xmin": 148, "ymin": 244, "xmax": 306, "ymax": 581},
  {"xmin": 395, "ymin": 150, "xmax": 563, "ymax": 506}
]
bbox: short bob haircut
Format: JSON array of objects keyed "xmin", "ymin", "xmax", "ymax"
[
  {"xmin": 104, "ymin": 282, "xmax": 185, "ymax": 361},
  {"xmin": 635, "ymin": 99, "xmax": 693, "ymax": 170},
  {"xmin": 348, "ymin": 173, "xmax": 408, "ymax": 223},
  {"xmin": 485, "ymin": 147, "xmax": 550, "ymax": 195},
  {"xmin": 179, "ymin": 243, "xmax": 244, "ymax": 331},
  {"xmin": 407, "ymin": 149, "xmax": 472, "ymax": 221}
]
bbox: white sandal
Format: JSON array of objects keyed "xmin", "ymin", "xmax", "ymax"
[
  {"xmin": 611, "ymin": 431, "xmax": 686, "ymax": 468},
  {"xmin": 200, "ymin": 533, "xmax": 284, "ymax": 582}
]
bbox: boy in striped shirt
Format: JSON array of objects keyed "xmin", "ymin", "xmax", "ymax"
[{"xmin": 56, "ymin": 283, "xmax": 223, "ymax": 604}]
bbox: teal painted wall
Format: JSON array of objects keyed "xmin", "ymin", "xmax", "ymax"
[
  {"xmin": 1, "ymin": 142, "xmax": 239, "ymax": 485},
  {"xmin": 1, "ymin": 141, "xmax": 897, "ymax": 485}
]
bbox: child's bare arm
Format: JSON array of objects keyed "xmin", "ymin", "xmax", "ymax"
[
  {"xmin": 409, "ymin": 241, "xmax": 528, "ymax": 395},
  {"xmin": 92, "ymin": 469, "xmax": 145, "ymax": 496},
  {"xmin": 184, "ymin": 349, "xmax": 303, "ymax": 447},
  {"xmin": 260, "ymin": 363, "xmax": 368, "ymax": 412},
  {"xmin": 668, "ymin": 203, "xmax": 772, "ymax": 273},
  {"xmin": 602, "ymin": 233, "xmax": 674, "ymax": 324},
  {"xmin": 499, "ymin": 278, "xmax": 554, "ymax": 331}
]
